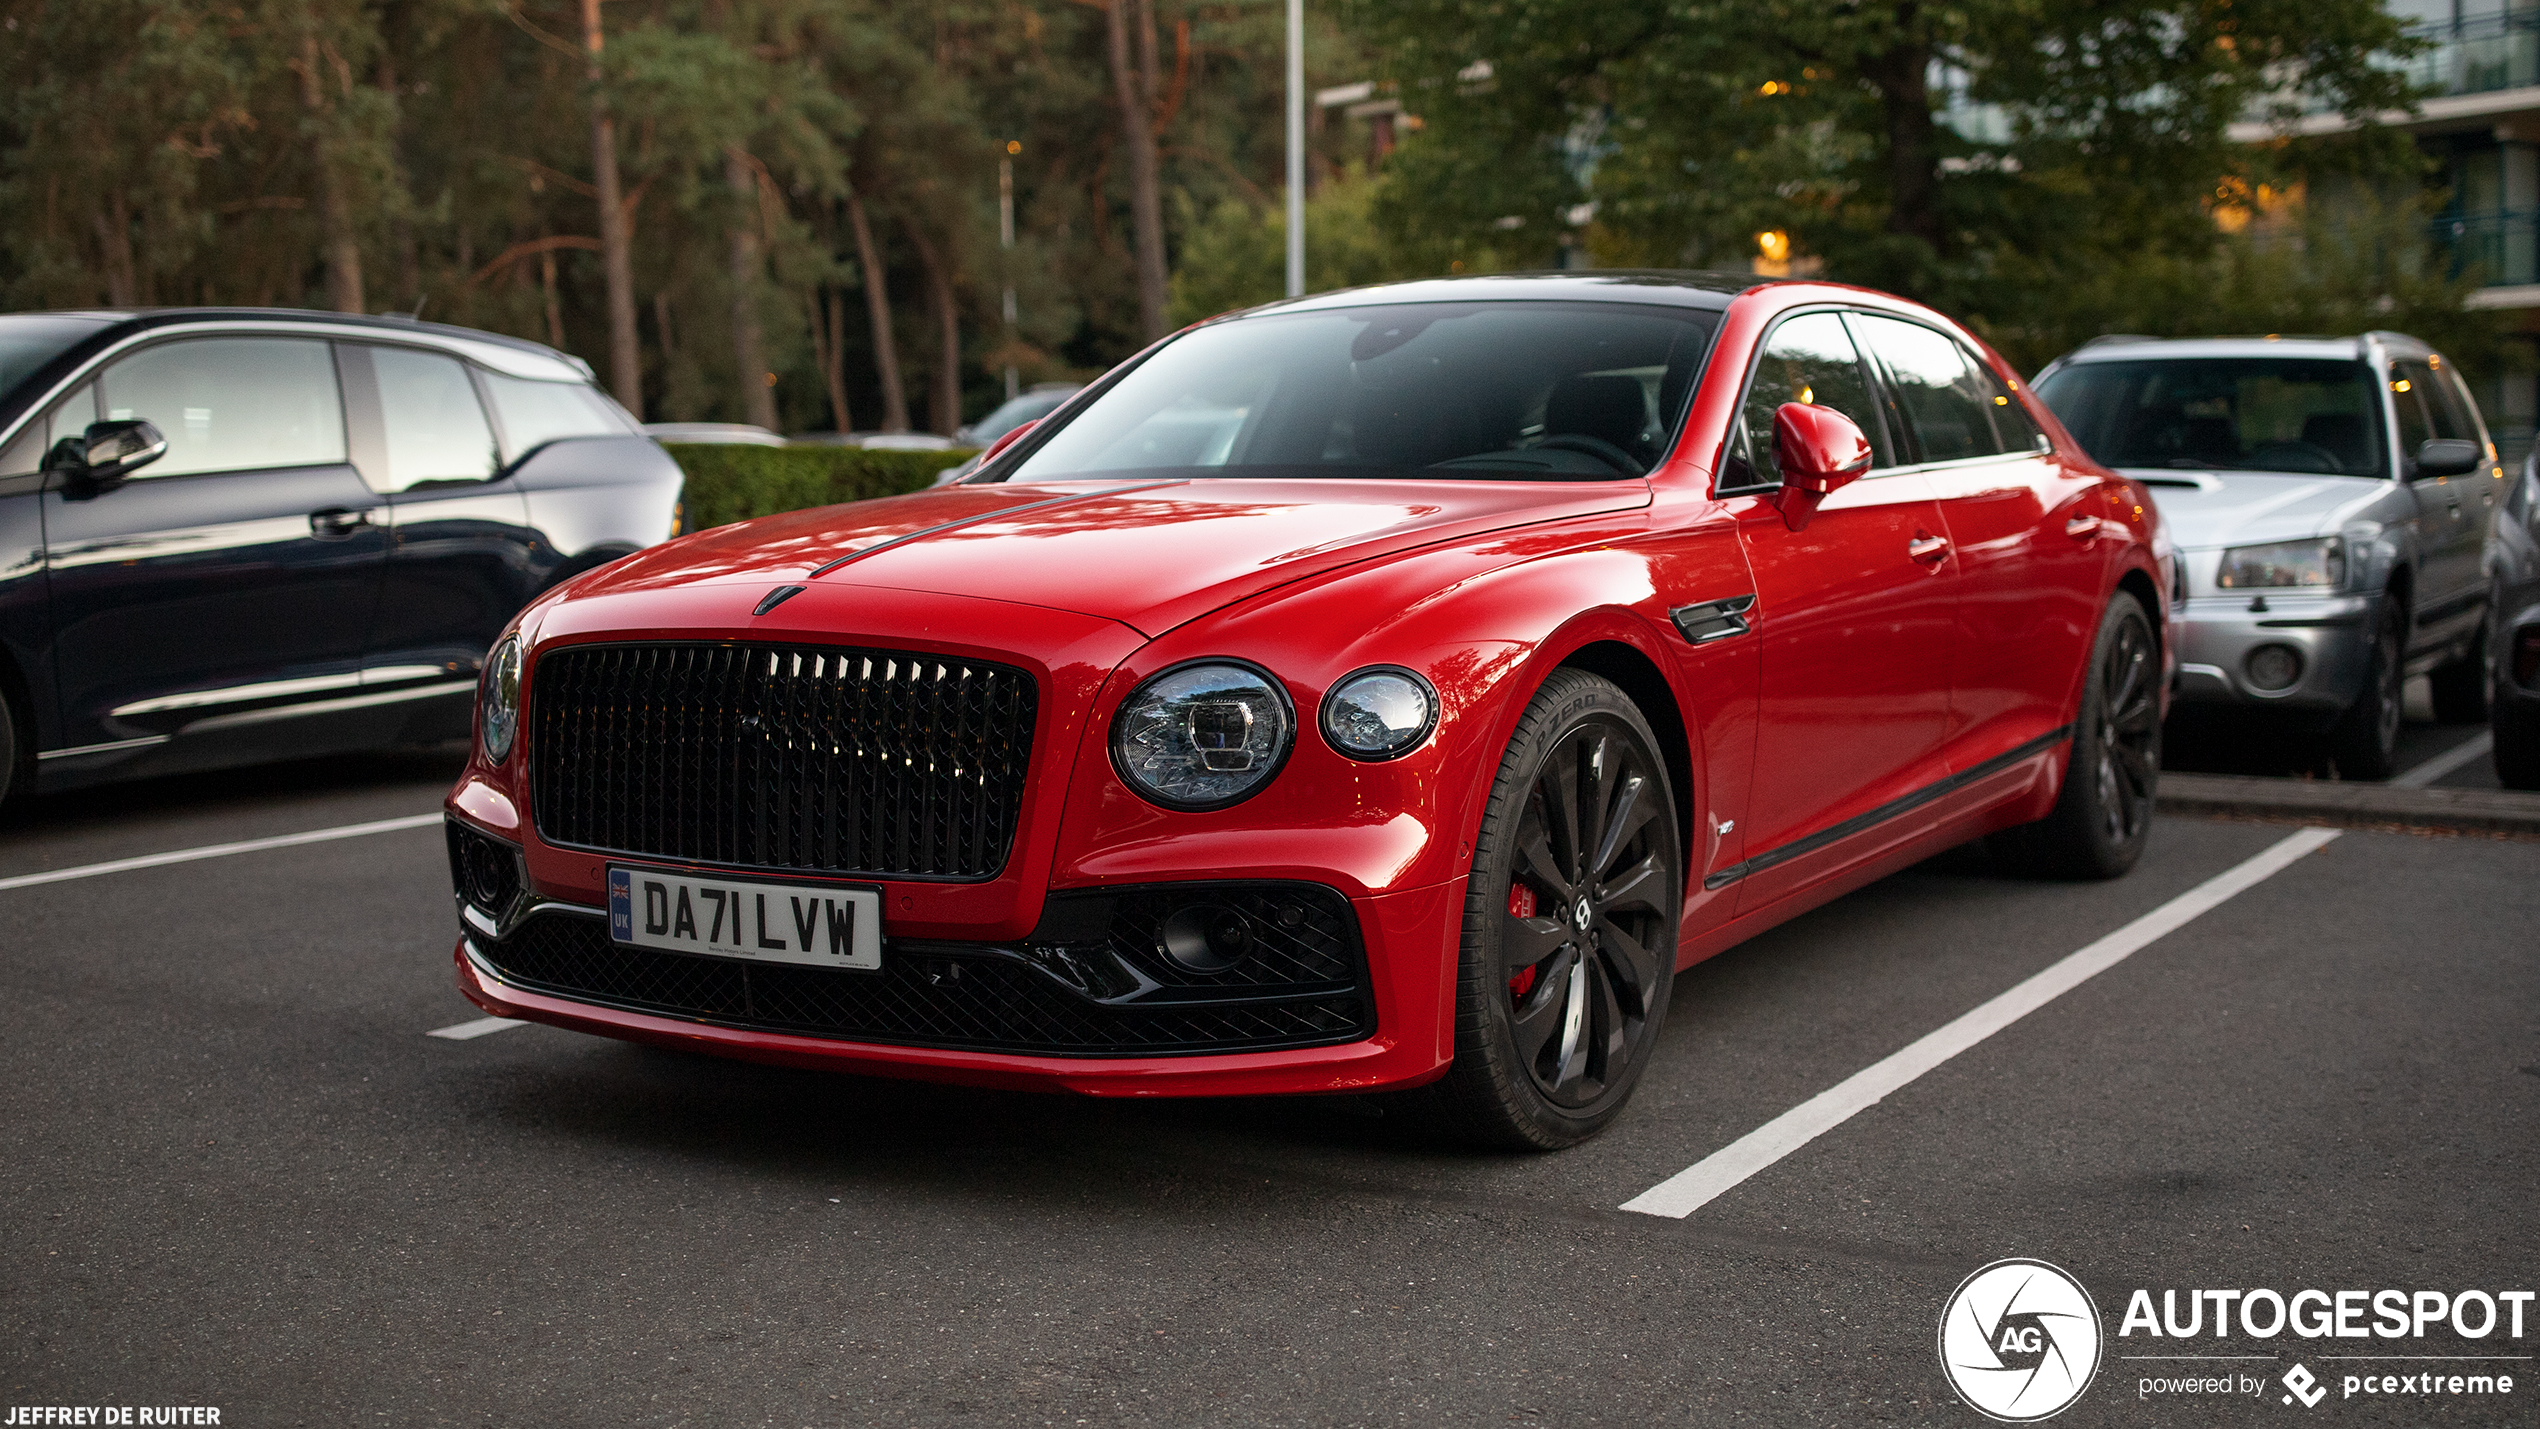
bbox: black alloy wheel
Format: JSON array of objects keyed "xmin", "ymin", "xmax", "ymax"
[
  {"xmin": 2328, "ymin": 599, "xmax": 2406, "ymax": 781},
  {"xmin": 1991, "ymin": 593, "xmax": 2159, "ymax": 879},
  {"xmin": 2089, "ymin": 604, "xmax": 2162, "ymax": 849},
  {"xmin": 1432, "ymin": 669, "xmax": 1682, "ymax": 1149}
]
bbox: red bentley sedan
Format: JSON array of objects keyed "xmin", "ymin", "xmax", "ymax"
[{"xmin": 444, "ymin": 272, "xmax": 2173, "ymax": 1148}]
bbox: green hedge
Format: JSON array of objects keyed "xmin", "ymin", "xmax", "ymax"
[{"xmin": 661, "ymin": 443, "xmax": 976, "ymax": 532}]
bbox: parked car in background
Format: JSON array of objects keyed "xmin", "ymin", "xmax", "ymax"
[
  {"xmin": 935, "ymin": 383, "xmax": 1085, "ymax": 484},
  {"xmin": 445, "ymin": 271, "xmax": 2170, "ymax": 1149},
  {"xmin": 2034, "ymin": 333, "xmax": 2503, "ymax": 779},
  {"xmin": 0, "ymin": 308, "xmax": 683, "ymax": 806},
  {"xmin": 958, "ymin": 382, "xmax": 1083, "ymax": 447},
  {"xmin": 640, "ymin": 422, "xmax": 786, "ymax": 447},
  {"xmin": 2491, "ymin": 452, "xmax": 2540, "ymax": 788}
]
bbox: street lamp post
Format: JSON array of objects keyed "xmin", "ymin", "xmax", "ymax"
[
  {"xmin": 1000, "ymin": 144, "xmax": 1018, "ymax": 402},
  {"xmin": 1286, "ymin": 0, "xmax": 1304, "ymax": 298}
]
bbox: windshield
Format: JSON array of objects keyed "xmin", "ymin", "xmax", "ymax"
[
  {"xmin": 2035, "ymin": 356, "xmax": 2386, "ymax": 477},
  {"xmin": 1004, "ymin": 301, "xmax": 1719, "ymax": 482},
  {"xmin": 0, "ymin": 315, "xmax": 112, "ymax": 404}
]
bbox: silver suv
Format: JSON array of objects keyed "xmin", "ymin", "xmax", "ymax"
[{"xmin": 2034, "ymin": 333, "xmax": 2499, "ymax": 778}]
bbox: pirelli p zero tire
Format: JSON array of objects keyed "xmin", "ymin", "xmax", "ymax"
[
  {"xmin": 1991, "ymin": 592, "xmax": 2159, "ymax": 881},
  {"xmin": 2327, "ymin": 598, "xmax": 2406, "ymax": 781},
  {"xmin": 1431, "ymin": 669, "xmax": 1683, "ymax": 1151}
]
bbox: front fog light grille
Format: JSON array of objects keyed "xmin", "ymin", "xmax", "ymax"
[{"xmin": 446, "ymin": 820, "xmax": 524, "ymax": 922}]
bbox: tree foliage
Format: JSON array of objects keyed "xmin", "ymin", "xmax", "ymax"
[
  {"xmin": 1345, "ymin": 0, "xmax": 2488, "ymax": 367},
  {"xmin": 0, "ymin": 0, "xmax": 1359, "ymax": 432},
  {"xmin": 0, "ymin": 0, "xmax": 2508, "ymax": 424}
]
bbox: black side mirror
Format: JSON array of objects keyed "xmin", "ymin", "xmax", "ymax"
[
  {"xmin": 2416, "ymin": 437, "xmax": 2482, "ymax": 479},
  {"xmin": 45, "ymin": 418, "xmax": 167, "ymax": 494}
]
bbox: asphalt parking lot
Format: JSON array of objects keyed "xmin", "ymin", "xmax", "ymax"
[{"xmin": 1, "ymin": 727, "xmax": 2532, "ymax": 1427}]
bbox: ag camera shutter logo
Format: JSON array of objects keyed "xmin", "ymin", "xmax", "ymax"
[{"xmin": 1939, "ymin": 1259, "xmax": 2104, "ymax": 1421}]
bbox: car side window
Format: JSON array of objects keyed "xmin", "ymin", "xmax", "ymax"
[
  {"xmin": 98, "ymin": 338, "xmax": 345, "ymax": 478},
  {"xmin": 2406, "ymin": 360, "xmax": 2475, "ymax": 442},
  {"xmin": 1725, "ymin": 311, "xmax": 1890, "ymax": 489},
  {"xmin": 1853, "ymin": 314, "xmax": 2008, "ymax": 464},
  {"xmin": 2390, "ymin": 365, "xmax": 2435, "ymax": 471},
  {"xmin": 0, "ymin": 423, "xmax": 38, "ymax": 478},
  {"xmin": 1966, "ymin": 361, "xmax": 2051, "ymax": 454},
  {"xmin": 365, "ymin": 346, "xmax": 499, "ymax": 490},
  {"xmin": 1, "ymin": 382, "xmax": 96, "ymax": 477},
  {"xmin": 482, "ymin": 372, "xmax": 632, "ymax": 463}
]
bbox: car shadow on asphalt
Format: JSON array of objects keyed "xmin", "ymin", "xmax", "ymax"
[
  {"xmin": 453, "ymin": 1033, "xmax": 1489, "ymax": 1209},
  {"xmin": 441, "ymin": 832, "xmax": 2121, "ymax": 1205}
]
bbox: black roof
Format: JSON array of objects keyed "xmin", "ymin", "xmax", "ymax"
[
  {"xmin": 0, "ymin": 307, "xmax": 582, "ymax": 437},
  {"xmin": 28, "ymin": 306, "xmax": 576, "ymax": 363},
  {"xmin": 1249, "ymin": 269, "xmax": 1771, "ymax": 319}
]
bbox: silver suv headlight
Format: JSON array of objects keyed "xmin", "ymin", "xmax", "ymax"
[
  {"xmin": 479, "ymin": 634, "xmax": 523, "ymax": 763},
  {"xmin": 1110, "ymin": 661, "xmax": 1294, "ymax": 810},
  {"xmin": 2216, "ymin": 536, "xmax": 2345, "ymax": 590}
]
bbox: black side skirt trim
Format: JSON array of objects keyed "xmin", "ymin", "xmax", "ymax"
[{"xmin": 1702, "ymin": 724, "xmax": 2076, "ymax": 891}]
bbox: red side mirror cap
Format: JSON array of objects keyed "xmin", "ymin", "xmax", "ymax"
[
  {"xmin": 1772, "ymin": 402, "xmax": 1872, "ymax": 494},
  {"xmin": 977, "ymin": 417, "xmax": 1041, "ymax": 466},
  {"xmin": 1767, "ymin": 403, "xmax": 1872, "ymax": 531}
]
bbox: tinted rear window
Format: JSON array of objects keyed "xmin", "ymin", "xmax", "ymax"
[
  {"xmin": 2036, "ymin": 357, "xmax": 2384, "ymax": 476},
  {"xmin": 1006, "ymin": 301, "xmax": 1720, "ymax": 482}
]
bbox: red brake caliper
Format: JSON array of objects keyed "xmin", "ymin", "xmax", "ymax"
[{"xmin": 1506, "ymin": 883, "xmax": 1539, "ymax": 1002}]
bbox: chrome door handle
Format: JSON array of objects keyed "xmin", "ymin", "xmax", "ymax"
[
  {"xmin": 310, "ymin": 507, "xmax": 371, "ymax": 538},
  {"xmin": 1907, "ymin": 533, "xmax": 1950, "ymax": 563},
  {"xmin": 2065, "ymin": 515, "xmax": 2104, "ymax": 540}
]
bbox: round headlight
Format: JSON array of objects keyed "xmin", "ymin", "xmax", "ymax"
[
  {"xmin": 1320, "ymin": 666, "xmax": 1437, "ymax": 760},
  {"xmin": 479, "ymin": 635, "xmax": 522, "ymax": 764},
  {"xmin": 1110, "ymin": 660, "xmax": 1294, "ymax": 810}
]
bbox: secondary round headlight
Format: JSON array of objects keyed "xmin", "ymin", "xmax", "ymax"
[
  {"xmin": 479, "ymin": 635, "xmax": 522, "ymax": 764},
  {"xmin": 1110, "ymin": 660, "xmax": 1294, "ymax": 810},
  {"xmin": 1320, "ymin": 666, "xmax": 1438, "ymax": 760}
]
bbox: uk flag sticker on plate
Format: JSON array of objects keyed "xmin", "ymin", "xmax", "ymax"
[{"xmin": 608, "ymin": 868, "xmax": 634, "ymax": 942}]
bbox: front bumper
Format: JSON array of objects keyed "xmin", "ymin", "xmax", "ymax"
[
  {"xmin": 452, "ymin": 875, "xmax": 1463, "ymax": 1098},
  {"xmin": 2170, "ymin": 591, "xmax": 2382, "ymax": 718}
]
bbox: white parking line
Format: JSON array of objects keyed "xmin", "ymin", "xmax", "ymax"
[
  {"xmin": 426, "ymin": 1016, "xmax": 527, "ymax": 1041},
  {"xmin": 0, "ymin": 813, "xmax": 442, "ymax": 893},
  {"xmin": 2391, "ymin": 731, "xmax": 2494, "ymax": 788},
  {"xmin": 1621, "ymin": 825, "xmax": 2343, "ymax": 1219}
]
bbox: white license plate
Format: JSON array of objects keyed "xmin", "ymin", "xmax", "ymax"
[{"xmin": 607, "ymin": 866, "xmax": 882, "ymax": 970}]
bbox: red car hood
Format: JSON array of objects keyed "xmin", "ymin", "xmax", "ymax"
[{"xmin": 585, "ymin": 477, "xmax": 1651, "ymax": 636}]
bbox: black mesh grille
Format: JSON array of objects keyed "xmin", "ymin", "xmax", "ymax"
[
  {"xmin": 528, "ymin": 642, "xmax": 1036, "ymax": 880},
  {"xmin": 477, "ymin": 886, "xmax": 1375, "ymax": 1058}
]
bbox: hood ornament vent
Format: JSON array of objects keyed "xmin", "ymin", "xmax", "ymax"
[{"xmin": 753, "ymin": 584, "xmax": 807, "ymax": 616}]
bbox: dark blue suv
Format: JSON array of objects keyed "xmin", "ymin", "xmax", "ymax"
[{"xmin": 0, "ymin": 309, "xmax": 684, "ymax": 804}]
